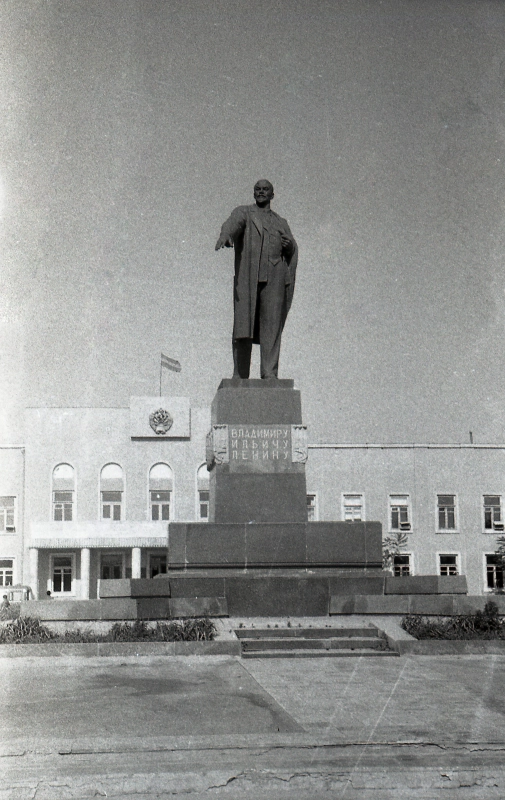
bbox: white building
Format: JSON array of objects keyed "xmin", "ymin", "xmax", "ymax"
[
  {"xmin": 0, "ymin": 396, "xmax": 504, "ymax": 599},
  {"xmin": 307, "ymin": 443, "xmax": 505, "ymax": 595}
]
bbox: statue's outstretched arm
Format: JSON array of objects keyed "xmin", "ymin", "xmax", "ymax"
[{"xmin": 215, "ymin": 207, "xmax": 246, "ymax": 251}]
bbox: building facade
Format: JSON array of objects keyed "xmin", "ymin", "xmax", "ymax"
[
  {"xmin": 307, "ymin": 443, "xmax": 505, "ymax": 596},
  {"xmin": 20, "ymin": 398, "xmax": 210, "ymax": 599},
  {"xmin": 0, "ymin": 396, "xmax": 504, "ymax": 599},
  {"xmin": 0, "ymin": 446, "xmax": 24, "ymax": 594}
]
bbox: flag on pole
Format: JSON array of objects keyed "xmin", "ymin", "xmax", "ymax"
[{"xmin": 161, "ymin": 353, "xmax": 181, "ymax": 372}]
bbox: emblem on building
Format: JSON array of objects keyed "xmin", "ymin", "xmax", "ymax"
[
  {"xmin": 206, "ymin": 424, "xmax": 229, "ymax": 469},
  {"xmin": 149, "ymin": 408, "xmax": 174, "ymax": 435}
]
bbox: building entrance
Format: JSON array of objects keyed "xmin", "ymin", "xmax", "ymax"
[
  {"xmin": 101, "ymin": 552, "xmax": 124, "ymax": 580},
  {"xmin": 149, "ymin": 554, "xmax": 167, "ymax": 578}
]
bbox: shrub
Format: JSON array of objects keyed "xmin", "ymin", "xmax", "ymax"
[
  {"xmin": 60, "ymin": 629, "xmax": 102, "ymax": 643},
  {"xmin": 110, "ymin": 620, "xmax": 155, "ymax": 642},
  {"xmin": 402, "ymin": 601, "xmax": 505, "ymax": 640},
  {"xmin": 109, "ymin": 618, "xmax": 216, "ymax": 642},
  {"xmin": 0, "ymin": 616, "xmax": 217, "ymax": 644},
  {"xmin": 0, "ymin": 617, "xmax": 56, "ymax": 644}
]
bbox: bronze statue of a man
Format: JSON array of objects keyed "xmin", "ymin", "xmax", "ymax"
[{"xmin": 215, "ymin": 180, "xmax": 298, "ymax": 379}]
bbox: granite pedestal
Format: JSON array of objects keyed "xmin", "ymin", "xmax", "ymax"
[
  {"xmin": 130, "ymin": 380, "xmax": 469, "ymax": 617},
  {"xmin": 161, "ymin": 379, "xmax": 387, "ymax": 615},
  {"xmin": 208, "ymin": 379, "xmax": 307, "ymax": 523}
]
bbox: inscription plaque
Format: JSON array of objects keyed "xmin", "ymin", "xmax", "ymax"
[{"xmin": 229, "ymin": 425, "xmax": 291, "ymax": 472}]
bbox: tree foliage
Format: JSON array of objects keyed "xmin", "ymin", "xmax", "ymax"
[{"xmin": 382, "ymin": 530, "xmax": 408, "ymax": 571}]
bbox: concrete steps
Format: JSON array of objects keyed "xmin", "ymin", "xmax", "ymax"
[{"xmin": 236, "ymin": 626, "xmax": 399, "ymax": 658}]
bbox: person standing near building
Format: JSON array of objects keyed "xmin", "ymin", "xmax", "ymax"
[{"xmin": 215, "ymin": 180, "xmax": 298, "ymax": 379}]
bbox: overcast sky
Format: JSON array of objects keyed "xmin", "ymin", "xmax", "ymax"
[{"xmin": 2, "ymin": 0, "xmax": 505, "ymax": 444}]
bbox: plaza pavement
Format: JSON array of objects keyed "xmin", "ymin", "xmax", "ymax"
[{"xmin": 0, "ymin": 641, "xmax": 504, "ymax": 798}]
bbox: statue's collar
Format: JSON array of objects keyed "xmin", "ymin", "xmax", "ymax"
[{"xmin": 250, "ymin": 205, "xmax": 276, "ymax": 235}]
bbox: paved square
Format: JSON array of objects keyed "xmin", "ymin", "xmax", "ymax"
[{"xmin": 1, "ymin": 653, "xmax": 505, "ymax": 799}]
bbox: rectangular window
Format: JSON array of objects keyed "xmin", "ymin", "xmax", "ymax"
[
  {"xmin": 307, "ymin": 494, "xmax": 318, "ymax": 522},
  {"xmin": 389, "ymin": 495, "xmax": 411, "ymax": 531},
  {"xmin": 101, "ymin": 552, "xmax": 124, "ymax": 580},
  {"xmin": 437, "ymin": 495, "xmax": 456, "ymax": 531},
  {"xmin": 0, "ymin": 497, "xmax": 15, "ymax": 532},
  {"xmin": 150, "ymin": 490, "xmax": 170, "ymax": 521},
  {"xmin": 149, "ymin": 553, "xmax": 167, "ymax": 578},
  {"xmin": 343, "ymin": 494, "xmax": 364, "ymax": 522},
  {"xmin": 0, "ymin": 559, "xmax": 14, "ymax": 586},
  {"xmin": 483, "ymin": 496, "xmax": 503, "ymax": 531},
  {"xmin": 439, "ymin": 554, "xmax": 458, "ymax": 576},
  {"xmin": 102, "ymin": 491, "xmax": 122, "ymax": 521},
  {"xmin": 52, "ymin": 555, "xmax": 73, "ymax": 593},
  {"xmin": 198, "ymin": 490, "xmax": 209, "ymax": 521},
  {"xmin": 486, "ymin": 555, "xmax": 504, "ymax": 591},
  {"xmin": 53, "ymin": 491, "xmax": 73, "ymax": 522},
  {"xmin": 394, "ymin": 554, "xmax": 411, "ymax": 577}
]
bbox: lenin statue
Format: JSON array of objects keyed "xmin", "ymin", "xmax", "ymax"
[{"xmin": 215, "ymin": 180, "xmax": 298, "ymax": 379}]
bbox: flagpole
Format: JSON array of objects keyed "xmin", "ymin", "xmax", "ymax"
[{"xmin": 160, "ymin": 356, "xmax": 162, "ymax": 397}]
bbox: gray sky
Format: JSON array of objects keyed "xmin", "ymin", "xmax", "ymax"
[{"xmin": 1, "ymin": 0, "xmax": 505, "ymax": 444}]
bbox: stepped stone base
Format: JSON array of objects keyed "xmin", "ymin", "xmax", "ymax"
[
  {"xmin": 20, "ymin": 586, "xmax": 504, "ymax": 621},
  {"xmin": 236, "ymin": 624, "xmax": 398, "ymax": 658},
  {"xmin": 20, "ymin": 598, "xmax": 138, "ymax": 621},
  {"xmin": 20, "ymin": 573, "xmax": 476, "ymax": 621},
  {"xmin": 167, "ymin": 521, "xmax": 383, "ymax": 570}
]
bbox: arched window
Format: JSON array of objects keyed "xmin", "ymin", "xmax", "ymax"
[
  {"xmin": 149, "ymin": 463, "xmax": 173, "ymax": 521},
  {"xmin": 52, "ymin": 464, "xmax": 75, "ymax": 522},
  {"xmin": 100, "ymin": 463, "xmax": 124, "ymax": 521},
  {"xmin": 197, "ymin": 464, "xmax": 209, "ymax": 521}
]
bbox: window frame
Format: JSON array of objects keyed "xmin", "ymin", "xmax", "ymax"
[
  {"xmin": 148, "ymin": 462, "xmax": 174, "ymax": 522},
  {"xmin": 150, "ymin": 489, "xmax": 171, "ymax": 522},
  {"xmin": 388, "ymin": 494, "xmax": 412, "ymax": 533},
  {"xmin": 436, "ymin": 493, "xmax": 458, "ymax": 533},
  {"xmin": 52, "ymin": 490, "xmax": 74, "ymax": 522},
  {"xmin": 195, "ymin": 463, "xmax": 208, "ymax": 522},
  {"xmin": 484, "ymin": 553, "xmax": 504, "ymax": 593},
  {"xmin": 198, "ymin": 489, "xmax": 210, "ymax": 521},
  {"xmin": 393, "ymin": 553, "xmax": 413, "ymax": 577},
  {"xmin": 437, "ymin": 552, "xmax": 460, "ymax": 576},
  {"xmin": 0, "ymin": 497, "xmax": 16, "ymax": 533},
  {"xmin": 99, "ymin": 463, "xmax": 125, "ymax": 522},
  {"xmin": 101, "ymin": 490, "xmax": 123, "ymax": 521},
  {"xmin": 50, "ymin": 552, "xmax": 76, "ymax": 596},
  {"xmin": 341, "ymin": 493, "xmax": 365, "ymax": 523},
  {"xmin": 51, "ymin": 463, "xmax": 76, "ymax": 523},
  {"xmin": 99, "ymin": 551, "xmax": 126, "ymax": 581},
  {"xmin": 306, "ymin": 492, "xmax": 319, "ymax": 522},
  {"xmin": 482, "ymin": 495, "xmax": 504, "ymax": 533},
  {"xmin": 0, "ymin": 558, "xmax": 14, "ymax": 587},
  {"xmin": 148, "ymin": 551, "xmax": 168, "ymax": 579}
]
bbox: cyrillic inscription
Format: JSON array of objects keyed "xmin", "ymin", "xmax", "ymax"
[{"xmin": 228, "ymin": 425, "xmax": 292, "ymax": 472}]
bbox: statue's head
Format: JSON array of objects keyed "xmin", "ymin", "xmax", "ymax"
[{"xmin": 254, "ymin": 179, "xmax": 274, "ymax": 204}]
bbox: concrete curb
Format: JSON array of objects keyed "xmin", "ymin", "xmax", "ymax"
[
  {"xmin": 366, "ymin": 617, "xmax": 505, "ymax": 655},
  {"xmin": 0, "ymin": 639, "xmax": 242, "ymax": 658},
  {"xmin": 3, "ymin": 637, "xmax": 505, "ymax": 657},
  {"xmin": 393, "ymin": 639, "xmax": 505, "ymax": 655}
]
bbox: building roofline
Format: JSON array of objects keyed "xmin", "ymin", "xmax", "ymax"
[
  {"xmin": 308, "ymin": 443, "xmax": 505, "ymax": 450},
  {"xmin": 24, "ymin": 406, "xmax": 129, "ymax": 410}
]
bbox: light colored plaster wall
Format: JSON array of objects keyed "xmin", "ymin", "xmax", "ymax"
[
  {"xmin": 24, "ymin": 407, "xmax": 130, "ymax": 525},
  {"xmin": 0, "ymin": 448, "xmax": 24, "ymax": 585},
  {"xmin": 24, "ymin": 403, "xmax": 211, "ymax": 528},
  {"xmin": 306, "ymin": 445, "xmax": 505, "ymax": 594}
]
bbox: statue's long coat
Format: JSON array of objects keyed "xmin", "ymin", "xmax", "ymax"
[{"xmin": 218, "ymin": 205, "xmax": 298, "ymax": 342}]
